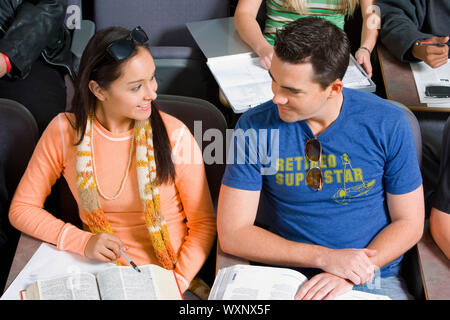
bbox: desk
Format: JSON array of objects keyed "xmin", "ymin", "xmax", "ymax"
[
  {"xmin": 377, "ymin": 44, "xmax": 450, "ymax": 112},
  {"xmin": 3, "ymin": 233, "xmax": 40, "ymax": 293},
  {"xmin": 417, "ymin": 226, "xmax": 450, "ymax": 300},
  {"xmin": 216, "ymin": 229, "xmax": 450, "ymax": 300}
]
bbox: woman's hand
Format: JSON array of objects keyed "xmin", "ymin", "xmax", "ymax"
[
  {"xmin": 295, "ymin": 272, "xmax": 354, "ymax": 300},
  {"xmin": 257, "ymin": 45, "xmax": 274, "ymax": 70},
  {"xmin": 85, "ymin": 232, "xmax": 124, "ymax": 263},
  {"xmin": 355, "ymin": 48, "xmax": 373, "ymax": 78}
]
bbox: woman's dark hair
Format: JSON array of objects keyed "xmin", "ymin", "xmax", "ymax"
[
  {"xmin": 69, "ymin": 26, "xmax": 175, "ymax": 184},
  {"xmin": 274, "ymin": 17, "xmax": 350, "ymax": 89}
]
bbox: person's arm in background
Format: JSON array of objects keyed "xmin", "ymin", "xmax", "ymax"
[
  {"xmin": 0, "ymin": 0, "xmax": 67, "ymax": 78},
  {"xmin": 430, "ymin": 208, "xmax": 450, "ymax": 259},
  {"xmin": 0, "ymin": 52, "xmax": 11, "ymax": 78},
  {"xmin": 234, "ymin": 0, "xmax": 274, "ymax": 69},
  {"xmin": 378, "ymin": 0, "xmax": 448, "ymax": 68},
  {"xmin": 355, "ymin": 0, "xmax": 379, "ymax": 77}
]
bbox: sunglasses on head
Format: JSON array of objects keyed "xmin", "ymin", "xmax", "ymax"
[
  {"xmin": 305, "ymin": 138, "xmax": 323, "ymax": 191},
  {"xmin": 93, "ymin": 26, "xmax": 149, "ymax": 71}
]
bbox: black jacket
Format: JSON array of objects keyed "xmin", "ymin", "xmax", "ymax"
[
  {"xmin": 0, "ymin": 0, "xmax": 74, "ymax": 79},
  {"xmin": 378, "ymin": 0, "xmax": 450, "ymax": 63}
]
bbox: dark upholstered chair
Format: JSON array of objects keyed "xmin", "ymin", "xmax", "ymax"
[{"xmin": 0, "ymin": 99, "xmax": 39, "ymax": 291}]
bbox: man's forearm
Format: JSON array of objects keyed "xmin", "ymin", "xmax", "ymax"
[
  {"xmin": 366, "ymin": 218, "xmax": 423, "ymax": 269},
  {"xmin": 220, "ymin": 224, "xmax": 326, "ymax": 269}
]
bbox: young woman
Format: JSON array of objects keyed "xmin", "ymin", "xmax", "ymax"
[
  {"xmin": 234, "ymin": 0, "xmax": 378, "ymax": 77},
  {"xmin": 8, "ymin": 26, "xmax": 217, "ymax": 293}
]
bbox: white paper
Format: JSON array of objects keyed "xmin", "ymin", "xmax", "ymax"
[
  {"xmin": 410, "ymin": 60, "xmax": 450, "ymax": 107},
  {"xmin": 207, "ymin": 54, "xmax": 273, "ymax": 113},
  {"xmin": 207, "ymin": 54, "xmax": 373, "ymax": 113},
  {"xmin": 342, "ymin": 58, "xmax": 371, "ymax": 88},
  {"xmin": 1, "ymin": 243, "xmax": 112, "ymax": 300}
]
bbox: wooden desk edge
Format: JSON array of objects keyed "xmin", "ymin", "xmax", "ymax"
[
  {"xmin": 3, "ymin": 233, "xmax": 41, "ymax": 294},
  {"xmin": 377, "ymin": 44, "xmax": 450, "ymax": 112},
  {"xmin": 416, "ymin": 226, "xmax": 450, "ymax": 300}
]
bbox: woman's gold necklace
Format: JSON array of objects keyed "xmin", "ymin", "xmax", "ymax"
[{"xmin": 90, "ymin": 117, "xmax": 134, "ymax": 200}]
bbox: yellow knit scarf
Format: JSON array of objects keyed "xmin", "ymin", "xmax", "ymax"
[{"xmin": 76, "ymin": 114, "xmax": 177, "ymax": 269}]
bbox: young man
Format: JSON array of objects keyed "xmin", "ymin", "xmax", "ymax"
[{"xmin": 218, "ymin": 17, "xmax": 424, "ymax": 300}]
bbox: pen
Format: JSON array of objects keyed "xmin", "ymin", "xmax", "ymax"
[
  {"xmin": 119, "ymin": 248, "xmax": 141, "ymax": 273},
  {"xmin": 415, "ymin": 41, "xmax": 449, "ymax": 47}
]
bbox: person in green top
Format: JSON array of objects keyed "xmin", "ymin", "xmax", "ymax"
[{"xmin": 234, "ymin": 0, "xmax": 379, "ymax": 77}]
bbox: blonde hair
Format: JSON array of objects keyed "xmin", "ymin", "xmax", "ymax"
[{"xmin": 285, "ymin": 0, "xmax": 358, "ymax": 16}]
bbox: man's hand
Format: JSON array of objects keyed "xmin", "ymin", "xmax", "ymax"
[
  {"xmin": 319, "ymin": 248, "xmax": 377, "ymax": 285},
  {"xmin": 0, "ymin": 55, "xmax": 7, "ymax": 78},
  {"xmin": 412, "ymin": 36, "xmax": 449, "ymax": 68},
  {"xmin": 85, "ymin": 232, "xmax": 124, "ymax": 263},
  {"xmin": 295, "ymin": 272, "xmax": 353, "ymax": 300}
]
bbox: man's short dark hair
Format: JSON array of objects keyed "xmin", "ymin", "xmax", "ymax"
[{"xmin": 274, "ymin": 17, "xmax": 350, "ymax": 89}]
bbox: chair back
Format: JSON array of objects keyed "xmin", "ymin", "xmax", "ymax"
[
  {"xmin": 0, "ymin": 99, "xmax": 39, "ymax": 198},
  {"xmin": 0, "ymin": 99, "xmax": 39, "ymax": 291},
  {"xmin": 388, "ymin": 100, "xmax": 422, "ymax": 167},
  {"xmin": 156, "ymin": 94, "xmax": 228, "ymax": 208}
]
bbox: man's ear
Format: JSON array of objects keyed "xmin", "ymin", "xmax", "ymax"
[
  {"xmin": 327, "ymin": 79, "xmax": 344, "ymax": 98},
  {"xmin": 88, "ymin": 80, "xmax": 107, "ymax": 101}
]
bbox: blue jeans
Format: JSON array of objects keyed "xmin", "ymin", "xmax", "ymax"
[{"xmin": 353, "ymin": 275, "xmax": 414, "ymax": 300}]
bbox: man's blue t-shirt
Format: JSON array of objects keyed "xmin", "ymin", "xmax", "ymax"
[{"xmin": 222, "ymin": 88, "xmax": 422, "ymax": 278}]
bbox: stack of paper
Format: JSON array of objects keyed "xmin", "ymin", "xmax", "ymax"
[{"xmin": 410, "ymin": 60, "xmax": 450, "ymax": 108}]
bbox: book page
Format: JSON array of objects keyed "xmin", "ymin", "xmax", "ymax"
[
  {"xmin": 335, "ymin": 290, "xmax": 391, "ymax": 300},
  {"xmin": 96, "ymin": 265, "xmax": 158, "ymax": 300},
  {"xmin": 210, "ymin": 265, "xmax": 307, "ymax": 300},
  {"xmin": 207, "ymin": 54, "xmax": 272, "ymax": 88},
  {"xmin": 150, "ymin": 265, "xmax": 182, "ymax": 300},
  {"xmin": 26, "ymin": 272, "xmax": 100, "ymax": 300}
]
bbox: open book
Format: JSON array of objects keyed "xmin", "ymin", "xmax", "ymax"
[
  {"xmin": 209, "ymin": 265, "xmax": 390, "ymax": 300},
  {"xmin": 21, "ymin": 264, "xmax": 183, "ymax": 300}
]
